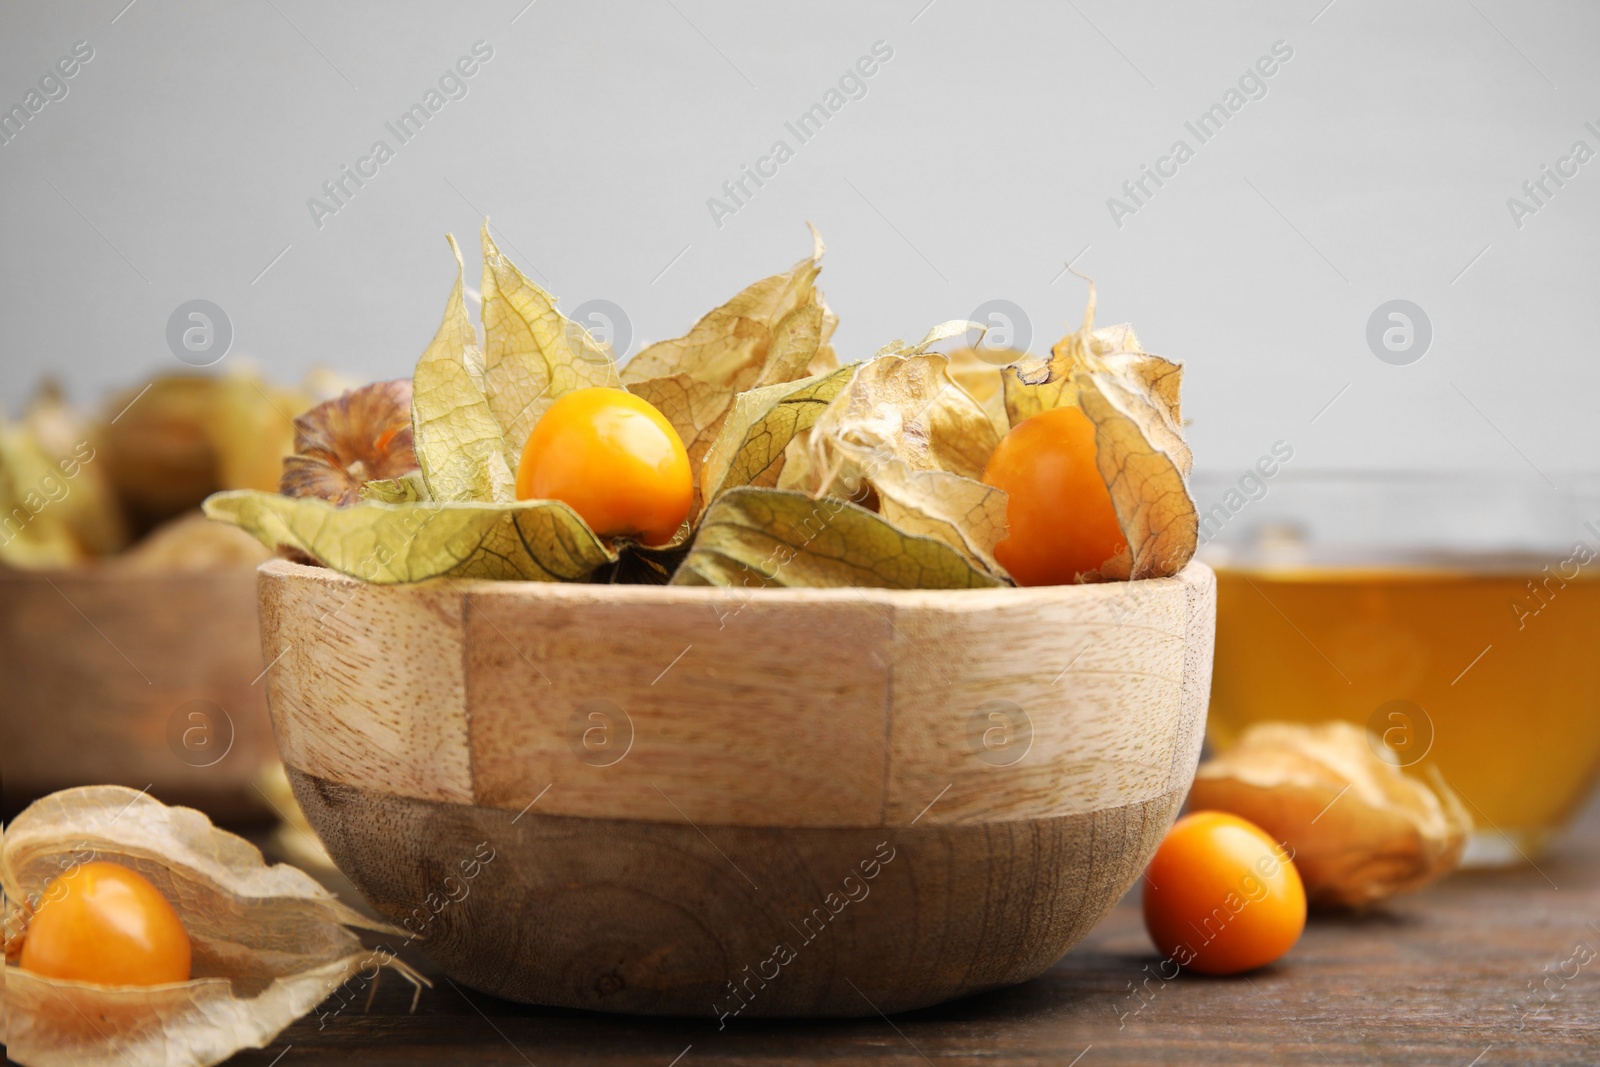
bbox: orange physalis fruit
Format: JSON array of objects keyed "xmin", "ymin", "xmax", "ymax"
[
  {"xmin": 515, "ymin": 387, "xmax": 692, "ymax": 547},
  {"xmin": 981, "ymin": 405, "xmax": 1126, "ymax": 585},
  {"xmin": 19, "ymin": 861, "xmax": 193, "ymax": 986},
  {"xmin": 1142, "ymin": 812, "xmax": 1306, "ymax": 976}
]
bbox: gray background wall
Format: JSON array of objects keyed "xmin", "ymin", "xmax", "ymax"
[{"xmin": 2, "ymin": 0, "xmax": 1596, "ymax": 483}]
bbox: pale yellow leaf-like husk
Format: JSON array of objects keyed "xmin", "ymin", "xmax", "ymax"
[
  {"xmin": 872, "ymin": 319, "xmax": 985, "ymax": 360},
  {"xmin": 204, "ymin": 490, "xmax": 614, "ymax": 583},
  {"xmin": 698, "ymin": 365, "xmax": 857, "ymax": 507},
  {"xmin": 4, "ymin": 958, "xmax": 365, "ymax": 1067},
  {"xmin": 810, "ymin": 289, "xmax": 840, "ymax": 375},
  {"xmin": 810, "ymin": 353, "xmax": 999, "ymax": 484},
  {"xmin": 1001, "ymin": 318, "xmax": 1143, "ymax": 427},
  {"xmin": 944, "ymin": 346, "xmax": 1012, "ymax": 441},
  {"xmin": 775, "ymin": 432, "xmax": 819, "ymax": 492},
  {"xmin": 752, "ymin": 300, "xmax": 826, "ymax": 389},
  {"xmin": 1074, "ymin": 367, "xmax": 1198, "ymax": 580},
  {"xmin": 871, "ymin": 465, "xmax": 1010, "ymax": 577},
  {"xmin": 621, "ymin": 282, "xmax": 831, "ymax": 529},
  {"xmin": 1094, "ymin": 351, "xmax": 1192, "ymax": 476},
  {"xmin": 2, "ymin": 787, "xmax": 397, "ymax": 1067},
  {"xmin": 479, "ymin": 224, "xmax": 621, "ymax": 455},
  {"xmin": 672, "ymin": 487, "xmax": 1001, "ymax": 590},
  {"xmin": 411, "ymin": 236, "xmax": 516, "ymax": 503},
  {"xmin": 1189, "ymin": 722, "xmax": 1474, "ymax": 907},
  {"xmin": 358, "ymin": 469, "xmax": 431, "ymax": 504},
  {"xmin": 1001, "ymin": 364, "xmax": 1078, "ymax": 428},
  {"xmin": 805, "ymin": 352, "xmax": 1007, "ymax": 574},
  {"xmin": 620, "ymin": 237, "xmax": 823, "ymax": 389}
]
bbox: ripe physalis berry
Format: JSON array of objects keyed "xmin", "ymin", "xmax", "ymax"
[
  {"xmin": 516, "ymin": 387, "xmax": 692, "ymax": 547},
  {"xmin": 19, "ymin": 860, "xmax": 193, "ymax": 986}
]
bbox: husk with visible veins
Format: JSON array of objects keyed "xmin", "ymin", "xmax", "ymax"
[
  {"xmin": 804, "ymin": 325, "xmax": 1011, "ymax": 577},
  {"xmin": 204, "ymin": 491, "xmax": 614, "ymax": 583},
  {"xmin": 2, "ymin": 787, "xmax": 416, "ymax": 1067},
  {"xmin": 1189, "ymin": 722, "xmax": 1474, "ymax": 907},
  {"xmin": 206, "ymin": 240, "xmax": 1197, "ymax": 590},
  {"xmin": 620, "ymin": 232, "xmax": 831, "ymax": 531},
  {"xmin": 671, "ymin": 487, "xmax": 1002, "ymax": 589},
  {"xmin": 943, "ymin": 346, "xmax": 1013, "ymax": 441},
  {"xmin": 412, "ymin": 235, "xmax": 517, "ymax": 504},
  {"xmin": 1001, "ymin": 282, "xmax": 1197, "ymax": 580},
  {"xmin": 698, "ymin": 364, "xmax": 857, "ymax": 507},
  {"xmin": 627, "ymin": 294, "xmax": 828, "ymax": 532},
  {"xmin": 620, "ymin": 224, "xmax": 825, "ymax": 389},
  {"xmin": 479, "ymin": 222, "xmax": 621, "ymax": 460}
]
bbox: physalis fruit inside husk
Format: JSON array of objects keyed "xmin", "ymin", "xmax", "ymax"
[
  {"xmin": 204, "ymin": 228, "xmax": 1198, "ymax": 589},
  {"xmin": 1189, "ymin": 721, "xmax": 1474, "ymax": 908},
  {"xmin": 2, "ymin": 786, "xmax": 419, "ymax": 1067}
]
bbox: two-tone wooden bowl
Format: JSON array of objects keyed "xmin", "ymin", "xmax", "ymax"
[
  {"xmin": 260, "ymin": 558, "xmax": 1216, "ymax": 1017},
  {"xmin": 1, "ymin": 567, "xmax": 279, "ymax": 820}
]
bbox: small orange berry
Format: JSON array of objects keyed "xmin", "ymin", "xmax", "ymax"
[
  {"xmin": 981, "ymin": 405, "xmax": 1126, "ymax": 585},
  {"xmin": 515, "ymin": 387, "xmax": 692, "ymax": 547},
  {"xmin": 20, "ymin": 861, "xmax": 192, "ymax": 986},
  {"xmin": 1142, "ymin": 812, "xmax": 1306, "ymax": 976}
]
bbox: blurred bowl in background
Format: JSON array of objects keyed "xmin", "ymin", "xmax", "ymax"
[{"xmin": 1, "ymin": 520, "xmax": 280, "ymax": 821}]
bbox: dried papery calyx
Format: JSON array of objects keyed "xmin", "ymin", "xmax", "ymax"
[
  {"xmin": 280, "ymin": 379, "xmax": 418, "ymax": 506},
  {"xmin": 1188, "ymin": 721, "xmax": 1473, "ymax": 907},
  {"xmin": 208, "ymin": 236, "xmax": 1202, "ymax": 590},
  {"xmin": 2, "ymin": 786, "xmax": 423, "ymax": 1067},
  {"xmin": 802, "ymin": 322, "xmax": 1011, "ymax": 578}
]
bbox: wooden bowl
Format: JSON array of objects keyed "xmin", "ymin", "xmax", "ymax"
[
  {"xmin": 260, "ymin": 558, "xmax": 1216, "ymax": 1017},
  {"xmin": 0, "ymin": 567, "xmax": 279, "ymax": 820}
]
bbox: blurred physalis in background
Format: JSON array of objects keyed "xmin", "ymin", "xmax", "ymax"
[{"xmin": 0, "ymin": 367, "xmax": 349, "ymax": 571}]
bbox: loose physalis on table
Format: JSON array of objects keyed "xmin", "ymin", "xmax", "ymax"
[{"xmin": 3, "ymin": 787, "xmax": 415, "ymax": 1067}]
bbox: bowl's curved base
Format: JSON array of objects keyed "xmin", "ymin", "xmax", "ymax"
[{"xmin": 289, "ymin": 768, "xmax": 1182, "ymax": 1018}]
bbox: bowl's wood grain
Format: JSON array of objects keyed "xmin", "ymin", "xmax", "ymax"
[
  {"xmin": 259, "ymin": 559, "xmax": 1216, "ymax": 1016},
  {"xmin": 259, "ymin": 560, "xmax": 1214, "ymax": 828},
  {"xmin": 289, "ymin": 767, "xmax": 1187, "ymax": 1017},
  {"xmin": 1, "ymin": 568, "xmax": 278, "ymax": 819}
]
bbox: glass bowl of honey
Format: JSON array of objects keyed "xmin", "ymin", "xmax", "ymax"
[{"xmin": 1194, "ymin": 471, "xmax": 1600, "ymax": 866}]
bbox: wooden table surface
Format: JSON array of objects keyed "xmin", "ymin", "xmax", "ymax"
[
  {"xmin": 180, "ymin": 796, "xmax": 1600, "ymax": 1067},
  {"xmin": 7, "ymin": 803, "xmax": 1592, "ymax": 1066}
]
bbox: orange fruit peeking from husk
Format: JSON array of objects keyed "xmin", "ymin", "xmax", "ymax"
[{"xmin": 515, "ymin": 387, "xmax": 692, "ymax": 547}]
